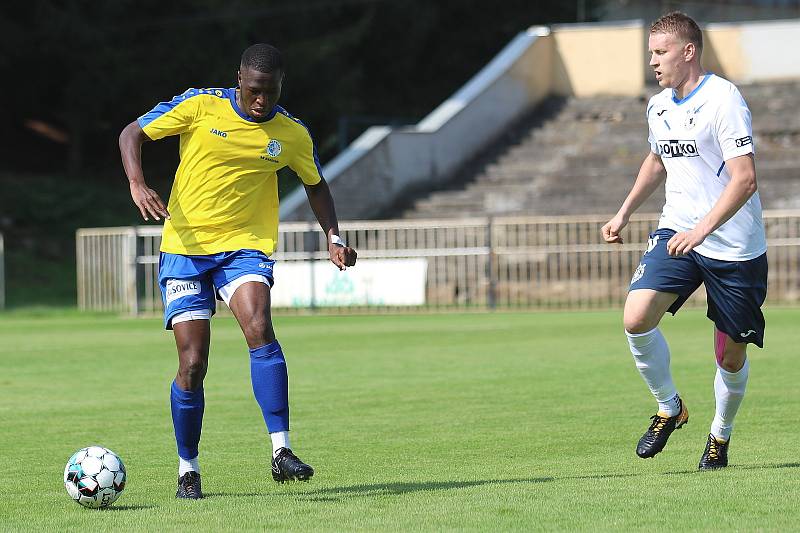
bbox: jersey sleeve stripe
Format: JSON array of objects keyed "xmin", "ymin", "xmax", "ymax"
[
  {"xmin": 309, "ymin": 137, "xmax": 323, "ymax": 177},
  {"xmin": 138, "ymin": 89, "xmax": 204, "ymax": 129},
  {"xmin": 295, "ymin": 119, "xmax": 323, "ymax": 177},
  {"xmin": 278, "ymin": 107, "xmax": 324, "ymax": 178}
]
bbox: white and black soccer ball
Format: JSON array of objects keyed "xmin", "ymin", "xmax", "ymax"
[{"xmin": 64, "ymin": 446, "xmax": 126, "ymax": 509}]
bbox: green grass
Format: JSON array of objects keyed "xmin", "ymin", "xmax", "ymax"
[{"xmin": 0, "ymin": 308, "xmax": 798, "ymax": 531}]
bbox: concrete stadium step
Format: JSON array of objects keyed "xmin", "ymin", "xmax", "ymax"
[{"xmin": 393, "ymin": 80, "xmax": 800, "ymax": 219}]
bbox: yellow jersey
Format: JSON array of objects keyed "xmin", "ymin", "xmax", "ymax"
[{"xmin": 138, "ymin": 88, "xmax": 323, "ymax": 255}]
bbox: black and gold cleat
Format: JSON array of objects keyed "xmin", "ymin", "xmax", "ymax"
[
  {"xmin": 272, "ymin": 447, "xmax": 314, "ymax": 483},
  {"xmin": 636, "ymin": 397, "xmax": 689, "ymax": 458},
  {"xmin": 176, "ymin": 471, "xmax": 203, "ymax": 499},
  {"xmin": 698, "ymin": 433, "xmax": 729, "ymax": 470}
]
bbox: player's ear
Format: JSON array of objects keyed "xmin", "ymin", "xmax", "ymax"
[
  {"xmin": 237, "ymin": 70, "xmax": 242, "ymax": 87},
  {"xmin": 684, "ymin": 42, "xmax": 695, "ymax": 62}
]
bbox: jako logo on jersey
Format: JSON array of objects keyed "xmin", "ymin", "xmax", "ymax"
[
  {"xmin": 210, "ymin": 128, "xmax": 228, "ymax": 138},
  {"xmin": 631, "ymin": 263, "xmax": 646, "ymax": 285},
  {"xmin": 266, "ymin": 139, "xmax": 282, "ymax": 157},
  {"xmin": 739, "ymin": 329, "xmax": 756, "ymax": 338},
  {"xmin": 658, "ymin": 139, "xmax": 699, "ymax": 158},
  {"xmin": 165, "ymin": 279, "xmax": 201, "ymax": 304}
]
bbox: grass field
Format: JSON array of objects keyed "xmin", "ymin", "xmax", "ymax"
[{"xmin": 0, "ymin": 308, "xmax": 798, "ymax": 531}]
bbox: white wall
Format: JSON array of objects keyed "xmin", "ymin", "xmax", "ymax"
[{"xmin": 740, "ymin": 20, "xmax": 800, "ymax": 81}]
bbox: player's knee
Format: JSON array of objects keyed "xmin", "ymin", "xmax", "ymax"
[
  {"xmin": 718, "ymin": 348, "xmax": 747, "ymax": 372},
  {"xmin": 240, "ymin": 316, "xmax": 275, "ymax": 346},
  {"xmin": 623, "ymin": 311, "xmax": 656, "ymax": 334},
  {"xmin": 715, "ymin": 329, "xmax": 747, "ymax": 371},
  {"xmin": 178, "ymin": 356, "xmax": 208, "ymax": 389}
]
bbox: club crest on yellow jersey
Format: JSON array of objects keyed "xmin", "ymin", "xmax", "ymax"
[{"xmin": 266, "ymin": 139, "xmax": 282, "ymax": 157}]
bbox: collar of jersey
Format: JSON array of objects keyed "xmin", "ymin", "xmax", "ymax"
[
  {"xmin": 227, "ymin": 88, "xmax": 279, "ymax": 122},
  {"xmin": 672, "ymin": 73, "xmax": 713, "ymax": 105}
]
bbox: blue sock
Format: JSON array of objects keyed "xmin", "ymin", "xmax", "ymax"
[
  {"xmin": 170, "ymin": 380, "xmax": 204, "ymax": 460},
  {"xmin": 250, "ymin": 340, "xmax": 289, "ymax": 433}
]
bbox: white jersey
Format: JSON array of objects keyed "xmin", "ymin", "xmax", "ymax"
[{"xmin": 646, "ymin": 74, "xmax": 766, "ymax": 261}]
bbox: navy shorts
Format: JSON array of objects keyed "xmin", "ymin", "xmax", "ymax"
[
  {"xmin": 158, "ymin": 249, "xmax": 275, "ymax": 329},
  {"xmin": 629, "ymin": 228, "xmax": 767, "ymax": 347}
]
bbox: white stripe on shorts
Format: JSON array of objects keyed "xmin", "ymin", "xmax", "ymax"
[
  {"xmin": 217, "ymin": 274, "xmax": 272, "ymax": 306},
  {"xmin": 171, "ymin": 308, "xmax": 212, "ymax": 326}
]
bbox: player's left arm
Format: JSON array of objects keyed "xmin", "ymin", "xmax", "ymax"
[
  {"xmin": 289, "ymin": 125, "xmax": 357, "ymax": 270},
  {"xmin": 667, "ymin": 154, "xmax": 757, "ymax": 256},
  {"xmin": 303, "ymin": 179, "xmax": 357, "ymax": 270}
]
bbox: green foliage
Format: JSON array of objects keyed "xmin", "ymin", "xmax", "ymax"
[
  {"xmin": 0, "ymin": 173, "xmax": 149, "ymax": 307},
  {"xmin": 1, "ymin": 0, "xmax": 599, "ymax": 174},
  {"xmin": 0, "ymin": 309, "xmax": 798, "ymax": 530}
]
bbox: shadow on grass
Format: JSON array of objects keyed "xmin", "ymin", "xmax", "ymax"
[
  {"xmin": 101, "ymin": 504, "xmax": 157, "ymax": 511},
  {"xmin": 566, "ymin": 472, "xmax": 642, "ymax": 481},
  {"xmin": 296, "ymin": 477, "xmax": 553, "ymax": 502},
  {"xmin": 194, "ymin": 463, "xmax": 800, "ymax": 500},
  {"xmin": 203, "ymin": 492, "xmax": 262, "ymax": 499},
  {"xmin": 663, "ymin": 462, "xmax": 800, "ymax": 476}
]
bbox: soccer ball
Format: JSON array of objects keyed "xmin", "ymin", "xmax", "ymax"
[{"xmin": 64, "ymin": 446, "xmax": 126, "ymax": 508}]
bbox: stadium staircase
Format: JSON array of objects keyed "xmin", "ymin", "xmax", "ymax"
[{"xmin": 395, "ymin": 80, "xmax": 800, "ymax": 219}]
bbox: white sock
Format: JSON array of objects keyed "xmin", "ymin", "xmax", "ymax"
[
  {"xmin": 270, "ymin": 431, "xmax": 290, "ymax": 458},
  {"xmin": 626, "ymin": 328, "xmax": 680, "ymax": 416},
  {"xmin": 179, "ymin": 456, "xmax": 200, "ymax": 476},
  {"xmin": 710, "ymin": 359, "xmax": 749, "ymax": 442}
]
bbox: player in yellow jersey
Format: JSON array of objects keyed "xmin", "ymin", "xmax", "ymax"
[{"xmin": 119, "ymin": 43, "xmax": 357, "ymax": 499}]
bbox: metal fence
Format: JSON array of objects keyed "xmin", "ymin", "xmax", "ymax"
[
  {"xmin": 76, "ymin": 211, "xmax": 800, "ymax": 315},
  {"xmin": 76, "ymin": 227, "xmax": 138, "ymax": 314}
]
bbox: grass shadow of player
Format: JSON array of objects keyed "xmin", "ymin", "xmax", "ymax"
[
  {"xmin": 202, "ymin": 492, "xmax": 262, "ymax": 499},
  {"xmin": 662, "ymin": 462, "xmax": 800, "ymax": 475},
  {"xmin": 565, "ymin": 472, "xmax": 642, "ymax": 481},
  {"xmin": 297, "ymin": 477, "xmax": 554, "ymax": 502},
  {"xmin": 100, "ymin": 504, "xmax": 157, "ymax": 511}
]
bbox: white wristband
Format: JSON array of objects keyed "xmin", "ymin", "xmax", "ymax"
[{"xmin": 330, "ymin": 234, "xmax": 345, "ymax": 247}]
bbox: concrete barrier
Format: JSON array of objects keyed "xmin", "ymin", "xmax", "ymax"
[
  {"xmin": 705, "ymin": 19, "xmax": 800, "ymax": 82},
  {"xmin": 281, "ymin": 18, "xmax": 800, "ymax": 222},
  {"xmin": 281, "ymin": 26, "xmax": 554, "ymax": 221}
]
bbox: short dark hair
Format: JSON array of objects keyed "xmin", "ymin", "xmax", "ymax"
[
  {"xmin": 240, "ymin": 43, "xmax": 283, "ymax": 73},
  {"xmin": 650, "ymin": 11, "xmax": 703, "ymax": 55}
]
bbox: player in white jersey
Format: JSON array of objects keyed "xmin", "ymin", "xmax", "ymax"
[{"xmin": 602, "ymin": 12, "xmax": 767, "ymax": 469}]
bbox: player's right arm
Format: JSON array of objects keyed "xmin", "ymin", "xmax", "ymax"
[
  {"xmin": 119, "ymin": 89, "xmax": 201, "ymax": 221},
  {"xmin": 119, "ymin": 121, "xmax": 169, "ymax": 222},
  {"xmin": 602, "ymin": 151, "xmax": 666, "ymax": 244}
]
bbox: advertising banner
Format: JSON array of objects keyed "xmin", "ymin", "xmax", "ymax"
[{"xmin": 271, "ymin": 258, "xmax": 428, "ymax": 307}]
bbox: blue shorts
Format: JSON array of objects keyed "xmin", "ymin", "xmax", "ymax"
[
  {"xmin": 629, "ymin": 228, "xmax": 767, "ymax": 347},
  {"xmin": 158, "ymin": 250, "xmax": 275, "ymax": 330}
]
